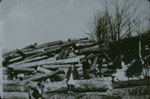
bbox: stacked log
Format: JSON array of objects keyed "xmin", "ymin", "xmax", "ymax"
[
  {"xmin": 3, "ymin": 33, "xmax": 150, "ymax": 95},
  {"xmin": 3, "ymin": 37, "xmax": 114, "ymax": 94},
  {"xmin": 3, "ymin": 78, "xmax": 112, "ymax": 92}
]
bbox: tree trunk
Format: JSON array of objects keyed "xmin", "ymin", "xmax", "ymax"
[
  {"xmin": 4, "ymin": 78, "xmax": 112, "ymax": 92},
  {"xmin": 62, "ymin": 47, "xmax": 71, "ymax": 59},
  {"xmin": 9, "ymin": 56, "xmax": 84, "ymax": 69},
  {"xmin": 23, "ymin": 69, "xmax": 63, "ymax": 82},
  {"xmin": 90, "ymin": 56, "xmax": 99, "ymax": 72},
  {"xmin": 56, "ymin": 48, "xmax": 66, "ymax": 60},
  {"xmin": 35, "ymin": 40, "xmax": 63, "ymax": 49},
  {"xmin": 77, "ymin": 46, "xmax": 109, "ymax": 55}
]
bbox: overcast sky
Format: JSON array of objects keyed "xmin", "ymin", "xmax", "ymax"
[{"xmin": 1, "ymin": 0, "xmax": 149, "ymax": 51}]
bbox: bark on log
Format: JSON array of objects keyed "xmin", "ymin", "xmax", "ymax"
[
  {"xmin": 3, "ymin": 78, "xmax": 112, "ymax": 92},
  {"xmin": 52, "ymin": 74, "xmax": 66, "ymax": 81},
  {"xmin": 60, "ymin": 41, "xmax": 76, "ymax": 48},
  {"xmin": 23, "ymin": 69, "xmax": 63, "ymax": 82},
  {"xmin": 9, "ymin": 56, "xmax": 23, "ymax": 63},
  {"xmin": 43, "ymin": 45, "xmax": 60, "ymax": 51},
  {"xmin": 23, "ymin": 55, "xmax": 50, "ymax": 63},
  {"xmin": 62, "ymin": 47, "xmax": 71, "ymax": 59},
  {"xmin": 3, "ymin": 80, "xmax": 22, "ymax": 86},
  {"xmin": 77, "ymin": 39, "xmax": 95, "ymax": 43},
  {"xmin": 3, "ymin": 85, "xmax": 24, "ymax": 92},
  {"xmin": 77, "ymin": 46, "xmax": 109, "ymax": 55},
  {"xmin": 21, "ymin": 43, "xmax": 37, "ymax": 50},
  {"xmin": 9, "ymin": 56, "xmax": 84, "ymax": 69},
  {"xmin": 26, "ymin": 46, "xmax": 61, "ymax": 59},
  {"xmin": 42, "ymin": 64, "xmax": 82, "ymax": 69},
  {"xmin": 35, "ymin": 40, "xmax": 63, "ymax": 49},
  {"xmin": 56, "ymin": 48, "xmax": 66, "ymax": 60},
  {"xmin": 3, "ymin": 43, "xmax": 37, "ymax": 58},
  {"xmin": 7, "ymin": 56, "xmax": 49, "ymax": 67},
  {"xmin": 59, "ymin": 37, "xmax": 88, "ymax": 48},
  {"xmin": 90, "ymin": 56, "xmax": 99, "ymax": 72},
  {"xmin": 12, "ymin": 67, "xmax": 36, "ymax": 73},
  {"xmin": 75, "ymin": 42, "xmax": 98, "ymax": 49},
  {"xmin": 46, "ymin": 77, "xmax": 112, "ymax": 92},
  {"xmin": 37, "ymin": 67, "xmax": 53, "ymax": 74},
  {"xmin": 5, "ymin": 49, "xmax": 45, "ymax": 63},
  {"xmin": 3, "ymin": 92, "xmax": 28, "ymax": 99}
]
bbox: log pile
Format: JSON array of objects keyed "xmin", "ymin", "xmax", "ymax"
[
  {"xmin": 3, "ymin": 32, "xmax": 150, "ymax": 93},
  {"xmin": 3, "ymin": 37, "xmax": 113, "ymax": 93}
]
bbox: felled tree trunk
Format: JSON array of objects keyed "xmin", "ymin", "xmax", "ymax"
[
  {"xmin": 3, "ymin": 92, "xmax": 28, "ymax": 99},
  {"xmin": 46, "ymin": 78, "xmax": 112, "ymax": 92},
  {"xmin": 9, "ymin": 55, "xmax": 84, "ymax": 69},
  {"xmin": 23, "ymin": 69, "xmax": 63, "ymax": 83},
  {"xmin": 62, "ymin": 47, "xmax": 71, "ymax": 59},
  {"xmin": 12, "ymin": 67, "xmax": 36, "ymax": 73},
  {"xmin": 35, "ymin": 40, "xmax": 63, "ymax": 49},
  {"xmin": 26, "ymin": 46, "xmax": 61, "ymax": 59},
  {"xmin": 56, "ymin": 48, "xmax": 66, "ymax": 60},
  {"xmin": 23, "ymin": 55, "xmax": 50, "ymax": 63},
  {"xmin": 4, "ymin": 78, "xmax": 112, "ymax": 92},
  {"xmin": 37, "ymin": 67, "xmax": 53, "ymax": 74},
  {"xmin": 3, "ymin": 43, "xmax": 37, "ymax": 59},
  {"xmin": 90, "ymin": 56, "xmax": 99, "ymax": 72},
  {"xmin": 77, "ymin": 46, "xmax": 109, "ymax": 55},
  {"xmin": 75, "ymin": 42, "xmax": 98, "ymax": 49},
  {"xmin": 42, "ymin": 64, "xmax": 82, "ymax": 70}
]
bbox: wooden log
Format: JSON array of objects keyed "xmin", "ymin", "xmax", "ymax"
[
  {"xmin": 8, "ymin": 56, "xmax": 25, "ymax": 65},
  {"xmin": 77, "ymin": 39, "xmax": 95, "ymax": 43},
  {"xmin": 52, "ymin": 74, "xmax": 66, "ymax": 81},
  {"xmin": 23, "ymin": 55, "xmax": 50, "ymax": 63},
  {"xmin": 3, "ymin": 92, "xmax": 28, "ymax": 99},
  {"xmin": 23, "ymin": 69, "xmax": 63, "ymax": 82},
  {"xmin": 90, "ymin": 56, "xmax": 99, "ymax": 72},
  {"xmin": 44, "ymin": 45, "xmax": 60, "ymax": 51},
  {"xmin": 35, "ymin": 40, "xmax": 63, "ymax": 49},
  {"xmin": 4, "ymin": 49, "xmax": 45, "ymax": 63},
  {"xmin": 3, "ymin": 78, "xmax": 112, "ymax": 92},
  {"xmin": 3, "ymin": 80, "xmax": 22, "ymax": 86},
  {"xmin": 42, "ymin": 64, "xmax": 82, "ymax": 69},
  {"xmin": 26, "ymin": 46, "xmax": 61, "ymax": 59},
  {"xmin": 12, "ymin": 67, "xmax": 36, "ymax": 73},
  {"xmin": 3, "ymin": 81, "xmax": 36, "ymax": 92},
  {"xmin": 70, "ymin": 37, "xmax": 88, "ymax": 42},
  {"xmin": 7, "ymin": 56, "xmax": 47, "ymax": 67},
  {"xmin": 3, "ymin": 43, "xmax": 37, "ymax": 59},
  {"xmin": 9, "ymin": 56, "xmax": 23, "ymax": 63},
  {"xmin": 21, "ymin": 43, "xmax": 37, "ymax": 50},
  {"xmin": 62, "ymin": 47, "xmax": 71, "ymax": 59},
  {"xmin": 8, "ymin": 50, "xmax": 48, "ymax": 65},
  {"xmin": 56, "ymin": 48, "xmax": 66, "ymax": 60},
  {"xmin": 75, "ymin": 42, "xmax": 98, "ymax": 49},
  {"xmin": 4, "ymin": 37, "xmax": 86, "ymax": 59},
  {"xmin": 78, "ymin": 46, "xmax": 109, "ymax": 55},
  {"xmin": 59, "ymin": 41, "xmax": 76, "ymax": 48},
  {"xmin": 3, "ymin": 85, "xmax": 24, "ymax": 92},
  {"xmin": 12, "ymin": 54, "xmax": 54, "ymax": 65},
  {"xmin": 37, "ymin": 67, "xmax": 53, "ymax": 74},
  {"xmin": 9, "ymin": 56, "xmax": 84, "ymax": 69},
  {"xmin": 59, "ymin": 37, "xmax": 88, "ymax": 48},
  {"xmin": 46, "ymin": 77, "xmax": 112, "ymax": 92}
]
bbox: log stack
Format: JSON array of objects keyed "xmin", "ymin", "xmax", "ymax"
[
  {"xmin": 3, "ymin": 32, "xmax": 150, "ymax": 94},
  {"xmin": 3, "ymin": 37, "xmax": 113, "ymax": 93}
]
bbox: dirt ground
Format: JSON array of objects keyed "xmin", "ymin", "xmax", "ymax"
[{"xmin": 3, "ymin": 91, "xmax": 150, "ymax": 99}]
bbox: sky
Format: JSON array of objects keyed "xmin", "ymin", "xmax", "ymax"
[{"xmin": 1, "ymin": 0, "xmax": 149, "ymax": 51}]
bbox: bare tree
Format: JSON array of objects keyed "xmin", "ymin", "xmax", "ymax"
[{"xmin": 88, "ymin": 0, "xmax": 141, "ymax": 42}]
